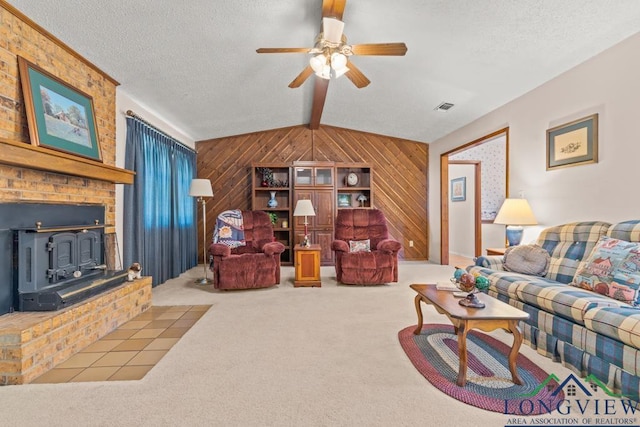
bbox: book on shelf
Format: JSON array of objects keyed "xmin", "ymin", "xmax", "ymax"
[{"xmin": 436, "ymin": 281, "xmax": 458, "ymax": 291}]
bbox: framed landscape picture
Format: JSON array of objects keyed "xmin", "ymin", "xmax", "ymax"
[
  {"xmin": 450, "ymin": 177, "xmax": 466, "ymax": 202},
  {"xmin": 546, "ymin": 114, "xmax": 598, "ymax": 170},
  {"xmin": 18, "ymin": 56, "xmax": 102, "ymax": 162}
]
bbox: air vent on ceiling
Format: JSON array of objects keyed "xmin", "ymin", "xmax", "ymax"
[{"xmin": 434, "ymin": 102, "xmax": 455, "ymax": 112}]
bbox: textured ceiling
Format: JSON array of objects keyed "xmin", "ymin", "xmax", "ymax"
[{"xmin": 7, "ymin": 0, "xmax": 640, "ymax": 143}]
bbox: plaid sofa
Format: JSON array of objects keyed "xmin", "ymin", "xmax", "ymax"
[{"xmin": 469, "ymin": 220, "xmax": 640, "ymax": 402}]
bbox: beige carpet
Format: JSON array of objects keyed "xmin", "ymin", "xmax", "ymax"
[{"xmin": 0, "ymin": 261, "xmax": 579, "ymax": 426}]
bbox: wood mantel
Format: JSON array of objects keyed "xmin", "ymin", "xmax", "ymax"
[{"xmin": 0, "ymin": 138, "xmax": 134, "ymax": 184}]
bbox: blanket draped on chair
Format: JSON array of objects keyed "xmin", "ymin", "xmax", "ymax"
[{"xmin": 213, "ymin": 209, "xmax": 246, "ymax": 248}]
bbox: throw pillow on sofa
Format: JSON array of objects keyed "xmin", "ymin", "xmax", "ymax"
[
  {"xmin": 503, "ymin": 244, "xmax": 550, "ymax": 276},
  {"xmin": 571, "ymin": 235, "xmax": 640, "ymax": 306},
  {"xmin": 349, "ymin": 239, "xmax": 371, "ymax": 252}
]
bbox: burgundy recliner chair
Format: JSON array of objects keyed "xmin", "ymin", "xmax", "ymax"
[
  {"xmin": 208, "ymin": 210, "xmax": 285, "ymax": 290},
  {"xmin": 331, "ymin": 209, "xmax": 402, "ymax": 285}
]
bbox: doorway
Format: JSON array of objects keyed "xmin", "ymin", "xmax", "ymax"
[
  {"xmin": 448, "ymin": 161, "xmax": 480, "ymax": 267},
  {"xmin": 440, "ymin": 128, "xmax": 509, "ymax": 266}
]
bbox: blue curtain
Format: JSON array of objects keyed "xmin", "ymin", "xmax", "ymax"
[{"xmin": 123, "ymin": 117, "xmax": 197, "ymax": 286}]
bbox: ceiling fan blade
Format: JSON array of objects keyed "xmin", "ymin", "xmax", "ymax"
[
  {"xmin": 310, "ymin": 78, "xmax": 330, "ymax": 129},
  {"xmin": 350, "ymin": 43, "xmax": 408, "ymax": 56},
  {"xmin": 344, "ymin": 60, "xmax": 370, "ymax": 88},
  {"xmin": 289, "ymin": 66, "xmax": 314, "ymax": 88},
  {"xmin": 256, "ymin": 48, "xmax": 310, "ymax": 54},
  {"xmin": 322, "ymin": 0, "xmax": 347, "ymax": 20}
]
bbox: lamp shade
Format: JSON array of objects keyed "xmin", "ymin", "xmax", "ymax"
[
  {"xmin": 293, "ymin": 199, "xmax": 316, "ymax": 217},
  {"xmin": 494, "ymin": 198, "xmax": 537, "ymax": 225},
  {"xmin": 189, "ymin": 179, "xmax": 213, "ymax": 197},
  {"xmin": 322, "ymin": 17, "xmax": 345, "ymax": 43}
]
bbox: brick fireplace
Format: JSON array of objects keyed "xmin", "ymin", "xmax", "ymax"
[{"xmin": 0, "ymin": 3, "xmax": 143, "ymax": 384}]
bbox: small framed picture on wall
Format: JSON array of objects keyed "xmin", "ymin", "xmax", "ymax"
[
  {"xmin": 546, "ymin": 114, "xmax": 598, "ymax": 170},
  {"xmin": 451, "ymin": 177, "xmax": 466, "ymax": 202}
]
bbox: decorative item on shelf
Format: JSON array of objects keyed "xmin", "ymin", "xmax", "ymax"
[
  {"xmin": 346, "ymin": 172, "xmax": 359, "ymax": 186},
  {"xmin": 281, "ymin": 219, "xmax": 288, "ymax": 228},
  {"xmin": 493, "ymin": 198, "xmax": 538, "ymax": 246},
  {"xmin": 356, "ymin": 194, "xmax": 368, "ymax": 207},
  {"xmin": 257, "ymin": 167, "xmax": 274, "ymax": 187},
  {"xmin": 293, "ymin": 199, "xmax": 316, "ymax": 247},
  {"xmin": 267, "ymin": 212, "xmax": 278, "ymax": 225},
  {"xmin": 337, "ymin": 193, "xmax": 351, "ymax": 207},
  {"xmin": 189, "ymin": 178, "xmax": 214, "ymax": 285},
  {"xmin": 267, "ymin": 191, "xmax": 278, "ymax": 208}
]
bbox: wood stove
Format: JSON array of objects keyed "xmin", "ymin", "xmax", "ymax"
[{"xmin": 1, "ymin": 203, "xmax": 127, "ymax": 313}]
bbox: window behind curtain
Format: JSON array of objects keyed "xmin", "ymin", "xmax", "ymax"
[{"xmin": 123, "ymin": 117, "xmax": 197, "ymax": 286}]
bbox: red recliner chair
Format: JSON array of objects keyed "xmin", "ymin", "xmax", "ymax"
[
  {"xmin": 331, "ymin": 209, "xmax": 402, "ymax": 285},
  {"xmin": 208, "ymin": 210, "xmax": 285, "ymax": 290}
]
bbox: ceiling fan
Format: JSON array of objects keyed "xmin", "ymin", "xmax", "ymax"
[{"xmin": 256, "ymin": 0, "xmax": 407, "ymax": 129}]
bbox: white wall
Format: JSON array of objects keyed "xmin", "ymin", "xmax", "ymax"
[
  {"xmin": 429, "ymin": 32, "xmax": 640, "ymax": 263},
  {"xmin": 450, "ymin": 134, "xmax": 507, "ymax": 221},
  {"xmin": 449, "ymin": 164, "xmax": 475, "ymax": 258},
  {"xmin": 114, "ymin": 89, "xmax": 196, "ymax": 265}
]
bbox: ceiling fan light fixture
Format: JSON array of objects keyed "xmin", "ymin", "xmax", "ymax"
[
  {"xmin": 316, "ymin": 64, "xmax": 331, "ymax": 80},
  {"xmin": 322, "ymin": 17, "xmax": 345, "ymax": 44},
  {"xmin": 333, "ymin": 65, "xmax": 349, "ymax": 78},
  {"xmin": 309, "ymin": 54, "xmax": 327, "ymax": 73},
  {"xmin": 330, "ymin": 52, "xmax": 347, "ymax": 69}
]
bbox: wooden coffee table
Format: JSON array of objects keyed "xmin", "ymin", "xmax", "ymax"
[{"xmin": 410, "ymin": 284, "xmax": 529, "ymax": 387}]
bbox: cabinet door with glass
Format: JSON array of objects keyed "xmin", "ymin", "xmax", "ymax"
[{"xmin": 293, "ymin": 162, "xmax": 334, "ymax": 187}]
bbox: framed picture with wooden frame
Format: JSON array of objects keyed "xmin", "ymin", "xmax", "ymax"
[
  {"xmin": 18, "ymin": 56, "xmax": 102, "ymax": 162},
  {"xmin": 546, "ymin": 114, "xmax": 598, "ymax": 170}
]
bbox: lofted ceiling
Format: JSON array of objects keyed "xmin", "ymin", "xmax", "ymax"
[{"xmin": 7, "ymin": 0, "xmax": 640, "ymax": 143}]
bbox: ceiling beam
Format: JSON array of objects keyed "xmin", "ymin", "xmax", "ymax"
[
  {"xmin": 309, "ymin": 78, "xmax": 329, "ymax": 129},
  {"xmin": 322, "ymin": 0, "xmax": 347, "ymax": 20}
]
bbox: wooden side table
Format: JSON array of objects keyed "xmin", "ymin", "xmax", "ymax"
[
  {"xmin": 294, "ymin": 244, "xmax": 321, "ymax": 287},
  {"xmin": 486, "ymin": 247, "xmax": 507, "ymax": 256}
]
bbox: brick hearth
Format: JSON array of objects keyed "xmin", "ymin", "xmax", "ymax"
[{"xmin": 0, "ymin": 277, "xmax": 152, "ymax": 385}]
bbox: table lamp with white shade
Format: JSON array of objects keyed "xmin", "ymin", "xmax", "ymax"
[
  {"xmin": 189, "ymin": 178, "xmax": 214, "ymax": 284},
  {"xmin": 493, "ymin": 198, "xmax": 538, "ymax": 246},
  {"xmin": 293, "ymin": 199, "xmax": 316, "ymax": 247}
]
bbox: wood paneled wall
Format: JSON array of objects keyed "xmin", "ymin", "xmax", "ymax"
[{"xmin": 196, "ymin": 125, "xmax": 428, "ymax": 260}]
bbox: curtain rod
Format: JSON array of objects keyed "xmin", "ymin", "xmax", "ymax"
[{"xmin": 125, "ymin": 109, "xmax": 195, "ymax": 153}]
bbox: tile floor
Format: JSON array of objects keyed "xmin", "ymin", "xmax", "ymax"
[{"xmin": 31, "ymin": 305, "xmax": 211, "ymax": 384}]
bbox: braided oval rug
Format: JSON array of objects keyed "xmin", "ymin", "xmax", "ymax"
[{"xmin": 399, "ymin": 324, "xmax": 564, "ymax": 414}]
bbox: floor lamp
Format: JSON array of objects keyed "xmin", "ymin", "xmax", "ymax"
[{"xmin": 189, "ymin": 179, "xmax": 214, "ymax": 284}]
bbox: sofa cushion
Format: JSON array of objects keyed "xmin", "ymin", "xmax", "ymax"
[
  {"xmin": 572, "ymin": 236, "xmax": 640, "ymax": 306},
  {"xmin": 584, "ymin": 306, "xmax": 640, "ymax": 350},
  {"xmin": 606, "ymin": 220, "xmax": 640, "ymax": 242},
  {"xmin": 503, "ymin": 244, "xmax": 550, "ymax": 276},
  {"xmin": 536, "ymin": 221, "xmax": 611, "ymax": 284},
  {"xmin": 515, "ymin": 281, "xmax": 628, "ymax": 325}
]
